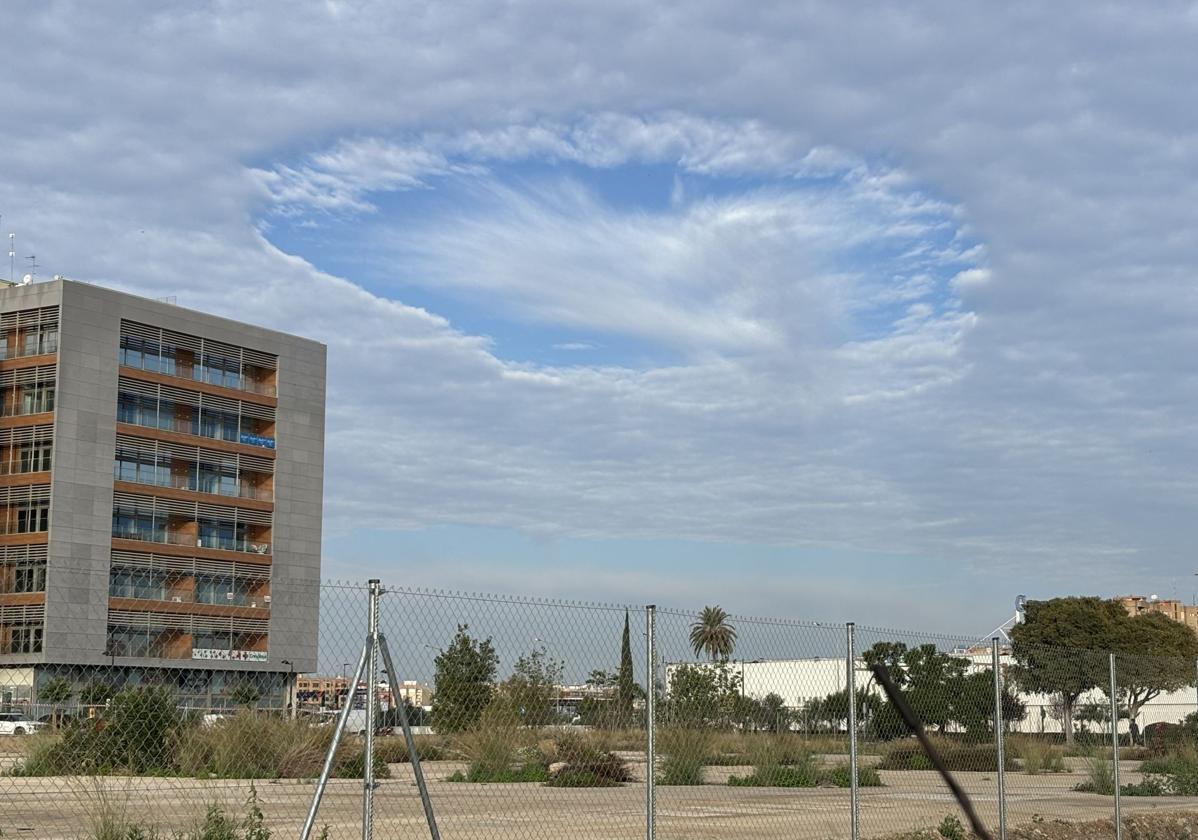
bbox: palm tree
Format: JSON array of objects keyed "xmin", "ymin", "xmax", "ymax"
[{"xmin": 689, "ymin": 605, "xmax": 737, "ymax": 661}]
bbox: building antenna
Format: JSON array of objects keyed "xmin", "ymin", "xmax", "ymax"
[
  {"xmin": 7, "ymin": 232, "xmax": 13, "ymax": 285},
  {"xmin": 25, "ymin": 254, "xmax": 37, "ymax": 284}
]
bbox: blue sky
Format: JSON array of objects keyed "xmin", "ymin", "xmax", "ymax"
[{"xmin": 7, "ymin": 2, "xmax": 1198, "ymax": 636}]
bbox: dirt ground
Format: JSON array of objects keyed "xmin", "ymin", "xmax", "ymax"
[{"xmin": 2, "ymin": 756, "xmax": 1196, "ymax": 840}]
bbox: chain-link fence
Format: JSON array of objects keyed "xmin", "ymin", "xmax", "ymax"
[{"xmin": 3, "ymin": 580, "xmax": 1198, "ymax": 839}]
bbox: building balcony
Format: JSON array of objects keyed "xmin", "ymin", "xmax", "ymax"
[
  {"xmin": 120, "ymin": 414, "xmax": 276, "ymax": 450},
  {"xmin": 116, "ymin": 471, "xmax": 274, "ymax": 503},
  {"xmin": 112, "ymin": 528, "xmax": 271, "ymax": 556}
]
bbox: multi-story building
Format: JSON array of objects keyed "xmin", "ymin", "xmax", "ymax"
[
  {"xmin": 1118, "ymin": 595, "xmax": 1198, "ymax": 632},
  {"xmin": 0, "ymin": 278, "xmax": 325, "ymax": 711}
]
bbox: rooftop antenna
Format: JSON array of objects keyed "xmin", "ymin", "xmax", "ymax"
[
  {"xmin": 7, "ymin": 232, "xmax": 13, "ymax": 285},
  {"xmin": 24, "ymin": 254, "xmax": 36, "ymax": 285}
]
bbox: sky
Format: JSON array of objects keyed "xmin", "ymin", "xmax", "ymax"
[{"xmin": 6, "ymin": 1, "xmax": 1198, "ymax": 636}]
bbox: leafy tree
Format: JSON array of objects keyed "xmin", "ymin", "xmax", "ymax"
[
  {"xmin": 741, "ymin": 692, "xmax": 790, "ymax": 733},
  {"xmin": 689, "ymin": 606, "xmax": 737, "ymax": 661},
  {"xmin": 615, "ymin": 610, "xmax": 637, "ymax": 727},
  {"xmin": 806, "ymin": 687, "xmax": 874, "ymax": 733},
  {"xmin": 229, "ymin": 679, "xmax": 262, "ymax": 710},
  {"xmin": 952, "ymin": 670, "xmax": 1028, "ymax": 740},
  {"xmin": 39, "ymin": 677, "xmax": 73, "ymax": 727},
  {"xmin": 666, "ymin": 663, "xmax": 741, "ymax": 728},
  {"xmin": 496, "ymin": 646, "xmax": 563, "ymax": 726},
  {"xmin": 79, "ymin": 680, "xmax": 114, "ymax": 706},
  {"xmin": 1010, "ymin": 597, "xmax": 1125, "ymax": 745},
  {"xmin": 1109, "ymin": 611, "xmax": 1198, "ymax": 743},
  {"xmin": 862, "ymin": 642, "xmax": 909, "ymax": 692},
  {"xmin": 431, "ymin": 624, "xmax": 498, "ymax": 733}
]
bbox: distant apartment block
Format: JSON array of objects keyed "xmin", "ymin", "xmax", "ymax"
[
  {"xmin": 1119, "ymin": 595, "xmax": 1198, "ymax": 632},
  {"xmin": 0, "ymin": 279, "xmax": 325, "ymax": 710}
]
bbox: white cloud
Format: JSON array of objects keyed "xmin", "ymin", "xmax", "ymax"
[{"xmin": 7, "ymin": 2, "xmax": 1198, "ymax": 623}]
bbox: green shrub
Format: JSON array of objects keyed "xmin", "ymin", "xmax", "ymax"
[
  {"xmin": 658, "ymin": 728, "xmax": 711, "ymax": 786},
  {"xmin": 372, "ymin": 737, "xmax": 444, "ymax": 763},
  {"xmin": 1072, "ymin": 754, "xmax": 1115, "ymax": 795},
  {"xmin": 727, "ymin": 740, "xmax": 822, "ymax": 787},
  {"xmin": 879, "ymin": 738, "xmax": 1016, "ymax": 772},
  {"xmin": 824, "ymin": 763, "xmax": 883, "ymax": 788},
  {"xmin": 331, "ymin": 748, "xmax": 392, "ymax": 780},
  {"xmin": 1121, "ymin": 777, "xmax": 1168, "ymax": 797},
  {"xmin": 543, "ymin": 732, "xmax": 630, "ymax": 787},
  {"xmin": 1017, "ymin": 739, "xmax": 1067, "ymax": 775},
  {"xmin": 936, "ymin": 815, "xmax": 965, "ymax": 840}
]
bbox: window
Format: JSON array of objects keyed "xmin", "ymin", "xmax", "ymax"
[
  {"xmin": 18, "ymin": 442, "xmax": 51, "ymax": 473},
  {"xmin": 19, "ymin": 382, "xmax": 54, "ymax": 414},
  {"xmin": 6, "ymin": 624, "xmax": 43, "ymax": 654},
  {"xmin": 198, "ymin": 518, "xmax": 239, "ymax": 551},
  {"xmin": 196, "ymin": 460, "xmax": 237, "ymax": 496},
  {"xmin": 22, "ymin": 326, "xmax": 58, "ymax": 357},
  {"xmin": 112, "ymin": 505, "xmax": 161, "ymax": 542},
  {"xmin": 107, "ymin": 626, "xmax": 151, "ymax": 658},
  {"xmin": 113, "ymin": 449, "xmax": 171, "ymax": 487},
  {"xmin": 9, "ymin": 501, "xmax": 50, "ymax": 533},
  {"xmin": 199, "ymin": 407, "xmax": 239, "ymax": 443},
  {"xmin": 109, "ymin": 567, "xmax": 167, "ymax": 600},
  {"xmin": 193, "ymin": 629, "xmax": 232, "ymax": 652},
  {"xmin": 12, "ymin": 562, "xmax": 46, "ymax": 593}
]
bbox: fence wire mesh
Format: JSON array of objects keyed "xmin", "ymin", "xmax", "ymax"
[{"xmin": 2, "ymin": 581, "xmax": 1198, "ymax": 839}]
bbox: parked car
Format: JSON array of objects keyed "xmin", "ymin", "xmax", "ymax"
[{"xmin": 0, "ymin": 712, "xmax": 44, "ymax": 736}]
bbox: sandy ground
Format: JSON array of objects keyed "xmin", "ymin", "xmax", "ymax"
[{"xmin": 2, "ymin": 755, "xmax": 1194, "ymax": 840}]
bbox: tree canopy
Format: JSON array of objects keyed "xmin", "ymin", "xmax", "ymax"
[
  {"xmin": 1010, "ymin": 596, "xmax": 1198, "ymax": 744},
  {"xmin": 431, "ymin": 623, "xmax": 499, "ymax": 733},
  {"xmin": 689, "ymin": 605, "xmax": 737, "ymax": 661}
]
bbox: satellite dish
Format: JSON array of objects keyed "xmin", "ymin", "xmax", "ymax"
[{"xmin": 20, "ymin": 274, "xmax": 32, "ymax": 285}]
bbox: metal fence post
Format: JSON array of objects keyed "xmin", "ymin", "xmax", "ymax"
[
  {"xmin": 363, "ymin": 579, "xmax": 381, "ymax": 840},
  {"xmin": 847, "ymin": 622, "xmax": 859, "ymax": 840},
  {"xmin": 1109, "ymin": 652, "xmax": 1121, "ymax": 840},
  {"xmin": 645, "ymin": 605, "xmax": 657, "ymax": 840},
  {"xmin": 992, "ymin": 637, "xmax": 1007, "ymax": 840}
]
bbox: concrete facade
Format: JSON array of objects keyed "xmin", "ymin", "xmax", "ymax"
[{"xmin": 0, "ymin": 279, "xmax": 325, "ymax": 705}]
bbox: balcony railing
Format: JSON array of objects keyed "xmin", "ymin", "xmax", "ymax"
[
  {"xmin": 120, "ymin": 356, "xmax": 277, "ymax": 397},
  {"xmin": 112, "ymin": 528, "xmax": 271, "ymax": 556},
  {"xmin": 0, "ymin": 461, "xmax": 50, "ymax": 476},
  {"xmin": 0, "ymin": 341, "xmax": 58, "ymax": 361},
  {"xmin": 108, "ymin": 589, "xmax": 271, "ymax": 609},
  {"xmin": 119, "ymin": 414, "xmax": 276, "ymax": 450},
  {"xmin": 118, "ymin": 471, "xmax": 274, "ymax": 502}
]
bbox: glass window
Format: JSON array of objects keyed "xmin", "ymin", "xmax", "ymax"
[
  {"xmin": 14, "ymin": 501, "xmax": 49, "ymax": 533},
  {"xmin": 111, "ymin": 505, "xmax": 160, "ymax": 542},
  {"xmin": 13, "ymin": 562, "xmax": 46, "ymax": 593},
  {"xmin": 16, "ymin": 381, "xmax": 54, "ymax": 415},
  {"xmin": 18, "ymin": 442, "xmax": 51, "ymax": 473},
  {"xmin": 8, "ymin": 624, "xmax": 43, "ymax": 654}
]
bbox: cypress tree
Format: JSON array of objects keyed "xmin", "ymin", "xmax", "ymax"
[{"xmin": 616, "ymin": 609, "xmax": 635, "ymax": 726}]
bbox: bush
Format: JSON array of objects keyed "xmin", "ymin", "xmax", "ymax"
[
  {"xmin": 372, "ymin": 736, "xmax": 444, "ymax": 764},
  {"xmin": 936, "ymin": 815, "xmax": 965, "ymax": 840},
  {"xmin": 544, "ymin": 732, "xmax": 630, "ymax": 787},
  {"xmin": 451, "ymin": 705, "xmax": 540, "ymax": 782},
  {"xmin": 16, "ymin": 708, "xmax": 384, "ymax": 780},
  {"xmin": 727, "ymin": 740, "xmax": 822, "ymax": 787},
  {"xmin": 1073, "ymin": 754, "xmax": 1115, "ymax": 795},
  {"xmin": 824, "ymin": 763, "xmax": 883, "ymax": 788},
  {"xmin": 878, "ymin": 738, "xmax": 1016, "ymax": 772},
  {"xmin": 658, "ymin": 728, "xmax": 711, "ymax": 786},
  {"xmin": 1015, "ymin": 739, "xmax": 1067, "ymax": 775}
]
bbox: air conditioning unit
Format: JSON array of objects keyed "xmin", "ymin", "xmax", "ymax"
[
  {"xmin": 171, "ymin": 596, "xmax": 182, "ymax": 603},
  {"xmin": 226, "ymin": 592, "xmax": 234, "ymax": 601}
]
